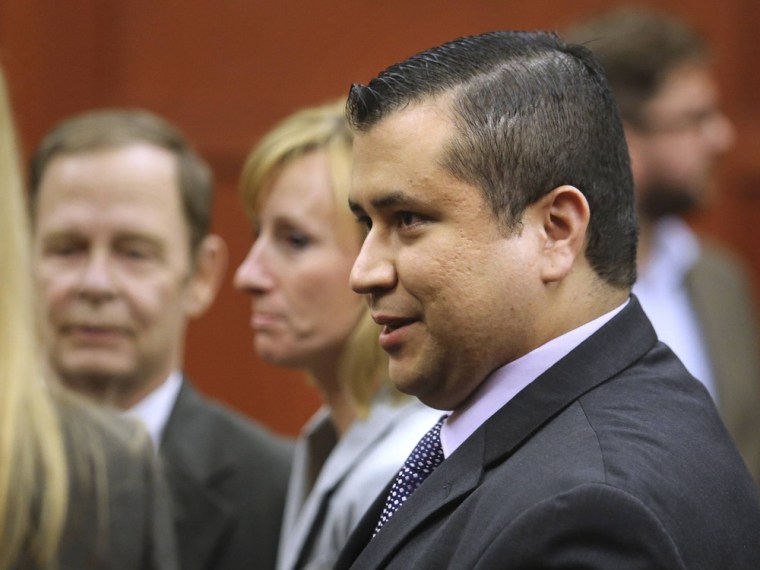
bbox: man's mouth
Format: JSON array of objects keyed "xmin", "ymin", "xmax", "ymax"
[
  {"xmin": 373, "ymin": 314, "xmax": 418, "ymax": 350},
  {"xmin": 62, "ymin": 323, "xmax": 130, "ymax": 342}
]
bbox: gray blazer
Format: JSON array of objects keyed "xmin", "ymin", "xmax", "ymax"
[
  {"xmin": 55, "ymin": 396, "xmax": 178, "ymax": 570},
  {"xmin": 686, "ymin": 242, "xmax": 760, "ymax": 483},
  {"xmin": 160, "ymin": 379, "xmax": 293, "ymax": 570},
  {"xmin": 336, "ymin": 298, "xmax": 760, "ymax": 569},
  {"xmin": 278, "ymin": 393, "xmax": 440, "ymax": 570}
]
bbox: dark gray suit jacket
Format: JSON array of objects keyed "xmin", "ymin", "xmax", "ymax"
[
  {"xmin": 160, "ymin": 380, "xmax": 293, "ymax": 570},
  {"xmin": 336, "ymin": 298, "xmax": 760, "ymax": 569}
]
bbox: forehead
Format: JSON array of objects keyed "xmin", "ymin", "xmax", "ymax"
[
  {"xmin": 35, "ymin": 143, "xmax": 186, "ymax": 233},
  {"xmin": 260, "ymin": 151, "xmax": 335, "ymax": 218},
  {"xmin": 262, "ymin": 151, "xmax": 363, "ymax": 246},
  {"xmin": 648, "ymin": 63, "xmax": 718, "ymax": 116},
  {"xmin": 351, "ymin": 102, "xmax": 456, "ymax": 201}
]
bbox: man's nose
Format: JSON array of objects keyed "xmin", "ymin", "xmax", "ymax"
[
  {"xmin": 350, "ymin": 233, "xmax": 396, "ymax": 295},
  {"xmin": 78, "ymin": 252, "xmax": 117, "ymax": 299},
  {"xmin": 707, "ymin": 109, "xmax": 735, "ymax": 155}
]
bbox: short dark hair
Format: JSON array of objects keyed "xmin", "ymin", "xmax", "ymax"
[
  {"xmin": 347, "ymin": 30, "xmax": 637, "ymax": 288},
  {"xmin": 29, "ymin": 109, "xmax": 213, "ymax": 255},
  {"xmin": 564, "ymin": 7, "xmax": 708, "ymax": 128}
]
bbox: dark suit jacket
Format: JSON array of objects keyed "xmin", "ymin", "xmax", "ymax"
[
  {"xmin": 55, "ymin": 396, "xmax": 178, "ymax": 570},
  {"xmin": 336, "ymin": 298, "xmax": 760, "ymax": 569},
  {"xmin": 160, "ymin": 380, "xmax": 293, "ymax": 570},
  {"xmin": 686, "ymin": 242, "xmax": 760, "ymax": 483}
]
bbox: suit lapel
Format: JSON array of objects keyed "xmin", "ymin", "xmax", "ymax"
[
  {"xmin": 285, "ymin": 396, "xmax": 426, "ymax": 569},
  {"xmin": 333, "ymin": 478, "xmax": 391, "ymax": 570},
  {"xmin": 342, "ymin": 298, "xmax": 657, "ymax": 569},
  {"xmin": 160, "ymin": 379, "xmax": 235, "ymax": 570},
  {"xmin": 279, "ymin": 410, "xmax": 338, "ymax": 570},
  {"xmin": 683, "ymin": 249, "xmax": 734, "ymax": 411},
  {"xmin": 346, "ymin": 432, "xmax": 486, "ymax": 568},
  {"xmin": 483, "ymin": 296, "xmax": 657, "ymax": 467}
]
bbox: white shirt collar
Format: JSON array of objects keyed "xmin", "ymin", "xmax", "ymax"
[
  {"xmin": 124, "ymin": 371, "xmax": 183, "ymax": 450},
  {"xmin": 632, "ymin": 217, "xmax": 716, "ymax": 398},
  {"xmin": 440, "ymin": 301, "xmax": 628, "ymax": 457},
  {"xmin": 640, "ymin": 216, "xmax": 700, "ymax": 290}
]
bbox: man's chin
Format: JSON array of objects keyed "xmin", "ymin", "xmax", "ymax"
[
  {"xmin": 388, "ymin": 362, "xmax": 442, "ymax": 405},
  {"xmin": 57, "ymin": 362, "xmax": 139, "ymax": 402}
]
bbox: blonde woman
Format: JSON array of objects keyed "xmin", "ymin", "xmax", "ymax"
[
  {"xmin": 0, "ymin": 67, "xmax": 177, "ymax": 569},
  {"xmin": 235, "ymin": 100, "xmax": 440, "ymax": 570}
]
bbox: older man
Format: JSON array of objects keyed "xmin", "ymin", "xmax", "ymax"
[{"xmin": 30, "ymin": 109, "xmax": 292, "ymax": 570}]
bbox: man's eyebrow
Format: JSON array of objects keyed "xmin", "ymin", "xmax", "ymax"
[
  {"xmin": 114, "ymin": 232, "xmax": 165, "ymax": 249},
  {"xmin": 41, "ymin": 230, "xmax": 84, "ymax": 245},
  {"xmin": 349, "ymin": 191, "xmax": 414, "ymax": 214}
]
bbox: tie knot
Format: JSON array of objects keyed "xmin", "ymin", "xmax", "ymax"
[
  {"xmin": 401, "ymin": 418, "xmax": 445, "ymax": 478},
  {"xmin": 374, "ymin": 415, "xmax": 446, "ymax": 536}
]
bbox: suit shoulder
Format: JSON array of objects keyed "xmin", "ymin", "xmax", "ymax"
[
  {"xmin": 694, "ymin": 240, "xmax": 755, "ymax": 284},
  {"xmin": 167, "ymin": 386, "xmax": 294, "ymax": 466}
]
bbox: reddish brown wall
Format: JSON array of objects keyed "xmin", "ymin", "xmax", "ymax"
[{"xmin": 3, "ymin": 0, "xmax": 758, "ymax": 436}]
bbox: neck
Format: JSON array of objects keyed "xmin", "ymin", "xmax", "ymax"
[
  {"xmin": 540, "ymin": 269, "xmax": 629, "ymax": 345},
  {"xmin": 60, "ymin": 368, "xmax": 172, "ymax": 411},
  {"xmin": 308, "ymin": 364, "xmax": 357, "ymax": 436}
]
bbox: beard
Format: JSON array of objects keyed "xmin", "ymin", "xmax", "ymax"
[{"xmin": 638, "ymin": 178, "xmax": 706, "ymax": 221}]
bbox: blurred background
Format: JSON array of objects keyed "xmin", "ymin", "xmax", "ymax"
[{"xmin": 2, "ymin": 0, "xmax": 758, "ymax": 436}]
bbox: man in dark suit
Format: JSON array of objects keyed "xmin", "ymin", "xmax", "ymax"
[
  {"xmin": 29, "ymin": 109, "xmax": 292, "ymax": 570},
  {"xmin": 337, "ymin": 30, "xmax": 760, "ymax": 568},
  {"xmin": 566, "ymin": 6, "xmax": 760, "ymax": 485}
]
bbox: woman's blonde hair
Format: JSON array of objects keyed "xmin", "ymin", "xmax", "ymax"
[
  {"xmin": 0, "ymin": 68, "xmax": 68, "ymax": 568},
  {"xmin": 240, "ymin": 99, "xmax": 390, "ymax": 416}
]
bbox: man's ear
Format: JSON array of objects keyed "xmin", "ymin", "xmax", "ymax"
[
  {"xmin": 185, "ymin": 234, "xmax": 228, "ymax": 318},
  {"xmin": 536, "ymin": 185, "xmax": 589, "ymax": 283}
]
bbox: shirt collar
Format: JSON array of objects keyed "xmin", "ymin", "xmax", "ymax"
[
  {"xmin": 640, "ymin": 216, "xmax": 700, "ymax": 290},
  {"xmin": 124, "ymin": 371, "xmax": 183, "ymax": 450}
]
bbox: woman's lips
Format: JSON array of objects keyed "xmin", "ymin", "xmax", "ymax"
[{"xmin": 251, "ymin": 312, "xmax": 284, "ymax": 330}]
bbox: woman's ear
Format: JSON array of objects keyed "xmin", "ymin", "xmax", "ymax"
[
  {"xmin": 184, "ymin": 234, "xmax": 228, "ymax": 318},
  {"xmin": 536, "ymin": 185, "xmax": 590, "ymax": 283}
]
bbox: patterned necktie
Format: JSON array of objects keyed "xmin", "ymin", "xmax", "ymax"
[{"xmin": 373, "ymin": 416, "xmax": 446, "ymax": 536}]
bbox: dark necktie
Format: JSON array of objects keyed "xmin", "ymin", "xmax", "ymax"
[{"xmin": 373, "ymin": 416, "xmax": 446, "ymax": 536}]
